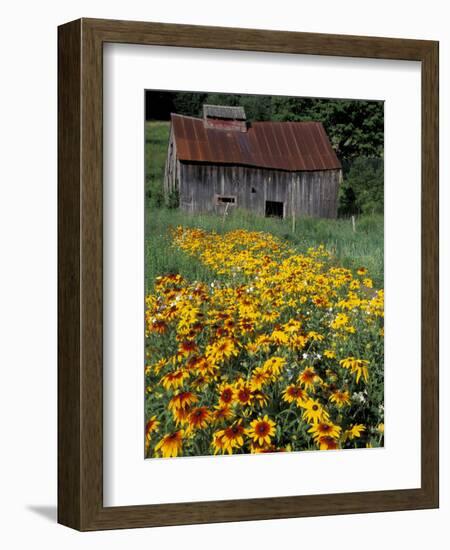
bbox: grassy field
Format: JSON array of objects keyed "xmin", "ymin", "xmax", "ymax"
[
  {"xmin": 145, "ymin": 207, "xmax": 383, "ymax": 292},
  {"xmin": 145, "ymin": 120, "xmax": 384, "ymax": 292}
]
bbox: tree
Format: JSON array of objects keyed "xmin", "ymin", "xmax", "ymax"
[
  {"xmin": 340, "ymin": 157, "xmax": 384, "ymax": 215},
  {"xmin": 270, "ymin": 97, "xmax": 384, "ymax": 160},
  {"xmin": 173, "ymin": 92, "xmax": 208, "ymax": 117}
]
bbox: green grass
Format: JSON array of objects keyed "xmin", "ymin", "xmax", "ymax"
[
  {"xmin": 145, "ymin": 207, "xmax": 384, "ymax": 293},
  {"xmin": 145, "ymin": 121, "xmax": 170, "ymax": 206}
]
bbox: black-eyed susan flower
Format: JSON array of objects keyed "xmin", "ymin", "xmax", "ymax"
[
  {"xmin": 211, "ymin": 431, "xmax": 227, "ymax": 455},
  {"xmin": 330, "ymin": 313, "xmax": 349, "ymax": 330},
  {"xmin": 154, "ymin": 430, "xmax": 184, "ymax": 458},
  {"xmin": 283, "ymin": 319, "xmax": 302, "ymax": 334},
  {"xmin": 160, "ymin": 369, "xmax": 189, "ymax": 391},
  {"xmin": 247, "ymin": 415, "xmax": 276, "ymax": 446},
  {"xmin": 144, "ymin": 415, "xmax": 160, "ymax": 452},
  {"xmin": 172, "ymin": 406, "xmax": 190, "ymax": 425},
  {"xmin": 252, "ymin": 390, "xmax": 269, "ymax": 407},
  {"xmin": 308, "ymin": 421, "xmax": 341, "ymax": 442},
  {"xmin": 262, "ymin": 356, "xmax": 286, "ymax": 377},
  {"xmin": 339, "ymin": 357, "xmax": 369, "ymax": 383},
  {"xmin": 250, "ymin": 368, "xmax": 271, "ymax": 390},
  {"xmin": 345, "ymin": 424, "xmax": 366, "ymax": 440},
  {"xmin": 271, "ymin": 328, "xmax": 289, "ymax": 345},
  {"xmin": 329, "ymin": 389, "xmax": 351, "ymax": 408},
  {"xmin": 234, "ymin": 379, "xmax": 253, "ymax": 406},
  {"xmin": 317, "ymin": 435, "xmax": 339, "ymax": 450},
  {"xmin": 297, "ymin": 366, "xmax": 322, "ymax": 392},
  {"xmin": 212, "ymin": 404, "xmax": 234, "ymax": 423},
  {"xmin": 206, "ymin": 338, "xmax": 239, "ymax": 363},
  {"xmin": 282, "ymin": 384, "xmax": 307, "ymax": 406},
  {"xmin": 168, "ymin": 391, "xmax": 198, "ymax": 413},
  {"xmin": 187, "ymin": 406, "xmax": 212, "ymax": 430},
  {"xmin": 214, "ymin": 421, "xmax": 246, "ymax": 454},
  {"xmin": 349, "ymin": 279, "xmax": 360, "ymax": 290},
  {"xmin": 363, "ymin": 278, "xmax": 373, "ymax": 288},
  {"xmin": 178, "ymin": 340, "xmax": 198, "ymax": 356},
  {"xmin": 307, "ymin": 331, "xmax": 324, "ymax": 342},
  {"xmin": 218, "ymin": 382, "xmax": 235, "ymax": 406},
  {"xmin": 148, "ymin": 319, "xmax": 168, "ymax": 334},
  {"xmin": 302, "ymin": 398, "xmax": 329, "ymax": 424},
  {"xmin": 254, "ymin": 334, "xmax": 272, "ymax": 351},
  {"xmin": 289, "ymin": 334, "xmax": 308, "ymax": 350}
]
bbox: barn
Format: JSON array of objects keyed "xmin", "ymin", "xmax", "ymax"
[{"xmin": 164, "ymin": 105, "xmax": 342, "ymax": 219}]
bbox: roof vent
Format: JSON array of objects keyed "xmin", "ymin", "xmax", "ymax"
[{"xmin": 203, "ymin": 104, "xmax": 247, "ymax": 132}]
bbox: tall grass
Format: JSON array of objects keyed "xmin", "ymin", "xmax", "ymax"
[{"xmin": 145, "ymin": 207, "xmax": 384, "ymax": 292}]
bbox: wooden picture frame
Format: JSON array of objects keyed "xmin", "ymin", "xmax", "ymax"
[{"xmin": 58, "ymin": 18, "xmax": 439, "ymax": 531}]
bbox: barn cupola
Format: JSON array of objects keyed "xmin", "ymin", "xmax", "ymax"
[{"xmin": 202, "ymin": 104, "xmax": 247, "ymax": 132}]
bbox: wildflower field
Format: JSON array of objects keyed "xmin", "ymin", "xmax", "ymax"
[{"xmin": 144, "ymin": 212, "xmax": 384, "ymax": 458}]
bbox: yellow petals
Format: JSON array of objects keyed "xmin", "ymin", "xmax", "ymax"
[
  {"xmin": 346, "ymin": 424, "xmax": 366, "ymax": 440},
  {"xmin": 247, "ymin": 415, "xmax": 276, "ymax": 446},
  {"xmin": 155, "ymin": 430, "xmax": 184, "ymax": 458},
  {"xmin": 339, "ymin": 357, "xmax": 369, "ymax": 383}
]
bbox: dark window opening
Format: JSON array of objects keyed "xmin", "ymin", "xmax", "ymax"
[
  {"xmin": 216, "ymin": 195, "xmax": 236, "ymax": 205},
  {"xmin": 265, "ymin": 200, "xmax": 284, "ymax": 218},
  {"xmin": 251, "ymin": 187, "xmax": 256, "ymax": 193}
]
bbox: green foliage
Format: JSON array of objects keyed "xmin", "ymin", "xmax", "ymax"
[
  {"xmin": 173, "ymin": 92, "xmax": 207, "ymax": 117},
  {"xmin": 270, "ymin": 97, "xmax": 384, "ymax": 160},
  {"xmin": 341, "ymin": 157, "xmax": 384, "ymax": 215},
  {"xmin": 167, "ymin": 188, "xmax": 180, "ymax": 209}
]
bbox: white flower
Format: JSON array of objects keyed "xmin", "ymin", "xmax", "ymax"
[
  {"xmin": 302, "ymin": 353, "xmax": 308, "ymax": 359},
  {"xmin": 352, "ymin": 392, "xmax": 366, "ymax": 403}
]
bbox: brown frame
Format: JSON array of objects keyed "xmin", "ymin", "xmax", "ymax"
[{"xmin": 58, "ymin": 18, "xmax": 439, "ymax": 531}]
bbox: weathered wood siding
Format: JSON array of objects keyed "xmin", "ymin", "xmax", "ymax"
[
  {"xmin": 175, "ymin": 162, "xmax": 341, "ymax": 218},
  {"xmin": 163, "ymin": 127, "xmax": 178, "ymax": 199}
]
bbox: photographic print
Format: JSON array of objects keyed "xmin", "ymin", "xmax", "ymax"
[{"xmin": 144, "ymin": 90, "xmax": 384, "ymax": 459}]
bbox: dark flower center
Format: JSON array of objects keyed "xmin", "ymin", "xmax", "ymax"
[
  {"xmin": 222, "ymin": 389, "xmax": 232, "ymax": 402},
  {"xmin": 239, "ymin": 390, "xmax": 250, "ymax": 401}
]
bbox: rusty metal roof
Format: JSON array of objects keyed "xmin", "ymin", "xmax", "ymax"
[{"xmin": 171, "ymin": 113, "xmax": 341, "ymax": 172}]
